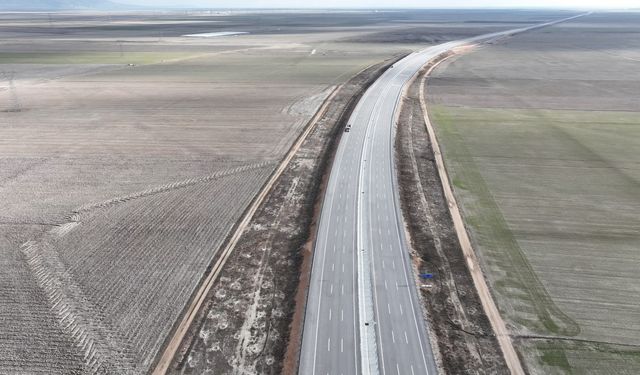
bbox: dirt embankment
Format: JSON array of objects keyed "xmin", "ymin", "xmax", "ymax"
[
  {"xmin": 165, "ymin": 55, "xmax": 404, "ymax": 375},
  {"xmin": 395, "ymin": 58, "xmax": 510, "ymax": 375}
]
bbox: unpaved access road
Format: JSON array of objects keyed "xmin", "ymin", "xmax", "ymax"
[
  {"xmin": 420, "ymin": 58, "xmax": 521, "ymax": 374},
  {"xmin": 396, "ymin": 52, "xmax": 511, "ymax": 374},
  {"xmin": 159, "ymin": 57, "xmax": 404, "ymax": 375}
]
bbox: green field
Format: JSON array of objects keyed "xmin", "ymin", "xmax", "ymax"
[
  {"xmin": 431, "ymin": 104, "xmax": 640, "ymax": 373},
  {"xmin": 427, "ymin": 13, "xmax": 640, "ymax": 373}
]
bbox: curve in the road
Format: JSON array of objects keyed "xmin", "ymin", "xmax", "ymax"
[{"xmin": 299, "ymin": 13, "xmax": 587, "ymax": 375}]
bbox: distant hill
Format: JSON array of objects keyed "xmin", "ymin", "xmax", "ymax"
[{"xmin": 0, "ymin": 0, "xmax": 128, "ymax": 11}]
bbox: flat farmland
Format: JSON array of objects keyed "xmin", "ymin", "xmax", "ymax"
[
  {"xmin": 0, "ymin": 10, "xmax": 562, "ymax": 373},
  {"xmin": 0, "ymin": 12, "xmax": 385, "ymax": 374},
  {"xmin": 427, "ymin": 12, "xmax": 640, "ymax": 374}
]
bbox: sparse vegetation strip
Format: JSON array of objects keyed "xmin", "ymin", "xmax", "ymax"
[
  {"xmin": 165, "ymin": 56, "xmax": 404, "ymax": 374},
  {"xmin": 418, "ymin": 53, "xmax": 525, "ymax": 374},
  {"xmin": 153, "ymin": 85, "xmax": 341, "ymax": 375},
  {"xmin": 396, "ymin": 53, "xmax": 511, "ymax": 374}
]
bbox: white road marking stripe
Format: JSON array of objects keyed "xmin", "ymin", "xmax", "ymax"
[
  {"xmin": 309, "ymin": 146, "xmax": 343, "ymax": 374},
  {"xmin": 301, "ymin": 18, "xmax": 582, "ymax": 375},
  {"xmin": 361, "ymin": 71, "xmax": 406, "ymax": 375}
]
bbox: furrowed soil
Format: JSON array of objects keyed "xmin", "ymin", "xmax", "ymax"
[
  {"xmin": 427, "ymin": 13, "xmax": 640, "ymax": 375},
  {"xmin": 168, "ymin": 56, "xmax": 402, "ymax": 375},
  {"xmin": 0, "ymin": 10, "xmax": 575, "ymax": 374},
  {"xmin": 0, "ymin": 11, "xmax": 414, "ymax": 374},
  {"xmin": 396, "ymin": 60, "xmax": 510, "ymax": 374}
]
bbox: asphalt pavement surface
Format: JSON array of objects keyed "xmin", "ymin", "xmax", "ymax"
[{"xmin": 299, "ymin": 14, "xmax": 585, "ymax": 375}]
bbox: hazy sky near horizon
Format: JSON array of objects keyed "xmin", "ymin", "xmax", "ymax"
[{"xmin": 120, "ymin": 0, "xmax": 637, "ymax": 8}]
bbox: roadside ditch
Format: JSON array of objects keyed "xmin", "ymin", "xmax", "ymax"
[{"xmin": 395, "ymin": 55, "xmax": 511, "ymax": 374}]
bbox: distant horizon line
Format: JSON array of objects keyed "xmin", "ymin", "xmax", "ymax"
[
  {"xmin": 2, "ymin": 5, "xmax": 638, "ymax": 13},
  {"xmin": 3, "ymin": 6, "xmax": 639, "ymax": 11},
  {"xmin": 114, "ymin": 4, "xmax": 637, "ymax": 10}
]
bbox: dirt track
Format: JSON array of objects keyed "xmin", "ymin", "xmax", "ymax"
[
  {"xmin": 395, "ymin": 50, "xmax": 527, "ymax": 374},
  {"xmin": 151, "ymin": 84, "xmax": 340, "ymax": 374},
  {"xmin": 161, "ymin": 56, "xmax": 402, "ymax": 375},
  {"xmin": 419, "ymin": 56, "xmax": 523, "ymax": 374},
  {"xmin": 1, "ymin": 10, "xmax": 585, "ymax": 374}
]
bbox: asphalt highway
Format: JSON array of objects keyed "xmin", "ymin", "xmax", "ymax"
[{"xmin": 299, "ymin": 14, "xmax": 585, "ymax": 375}]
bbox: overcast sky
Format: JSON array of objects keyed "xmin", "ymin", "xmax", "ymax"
[{"xmin": 120, "ymin": 0, "xmax": 637, "ymax": 9}]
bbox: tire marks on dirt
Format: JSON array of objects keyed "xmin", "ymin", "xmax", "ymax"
[
  {"xmin": 19, "ymin": 161, "xmax": 275, "ymax": 374},
  {"xmin": 22, "ymin": 240, "xmax": 139, "ymax": 375}
]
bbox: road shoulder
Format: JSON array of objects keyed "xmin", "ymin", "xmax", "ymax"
[
  {"xmin": 157, "ymin": 55, "xmax": 403, "ymax": 375},
  {"xmin": 395, "ymin": 53, "xmax": 514, "ymax": 374}
]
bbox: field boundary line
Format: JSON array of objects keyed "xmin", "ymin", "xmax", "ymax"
[
  {"xmin": 71, "ymin": 161, "xmax": 272, "ymax": 220},
  {"xmin": 152, "ymin": 84, "xmax": 342, "ymax": 375},
  {"xmin": 417, "ymin": 54, "xmax": 526, "ymax": 375},
  {"xmin": 516, "ymin": 334, "xmax": 640, "ymax": 348}
]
